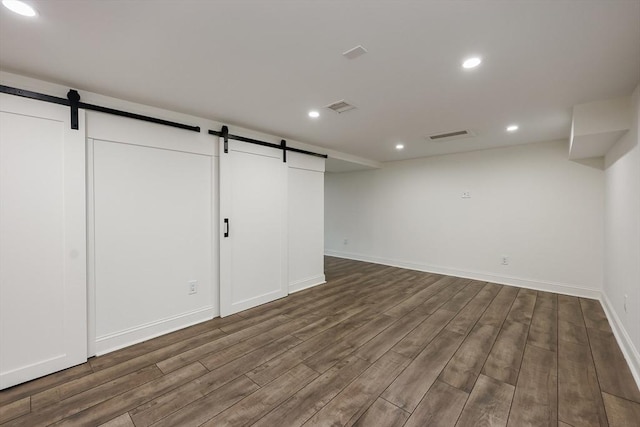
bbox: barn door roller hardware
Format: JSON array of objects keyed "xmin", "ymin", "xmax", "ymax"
[
  {"xmin": 221, "ymin": 125, "xmax": 229, "ymax": 153},
  {"xmin": 67, "ymin": 90, "xmax": 80, "ymax": 129},
  {"xmin": 0, "ymin": 84, "xmax": 201, "ymax": 132},
  {"xmin": 208, "ymin": 126, "xmax": 328, "ymax": 160}
]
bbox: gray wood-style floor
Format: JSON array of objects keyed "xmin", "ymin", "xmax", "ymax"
[{"xmin": 2, "ymin": 257, "xmax": 639, "ymax": 426}]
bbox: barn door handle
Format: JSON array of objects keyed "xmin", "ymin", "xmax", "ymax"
[{"xmin": 224, "ymin": 218, "xmax": 230, "ymax": 238}]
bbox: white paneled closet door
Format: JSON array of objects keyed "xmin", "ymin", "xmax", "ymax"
[
  {"xmin": 0, "ymin": 94, "xmax": 87, "ymax": 389},
  {"xmin": 219, "ymin": 138, "xmax": 287, "ymax": 317}
]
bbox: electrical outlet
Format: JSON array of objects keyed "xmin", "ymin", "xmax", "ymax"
[
  {"xmin": 501, "ymin": 256, "xmax": 509, "ymax": 265},
  {"xmin": 188, "ymin": 280, "xmax": 198, "ymax": 295},
  {"xmin": 343, "ymin": 239, "xmax": 349, "ymax": 245},
  {"xmin": 462, "ymin": 191, "xmax": 471, "ymax": 199}
]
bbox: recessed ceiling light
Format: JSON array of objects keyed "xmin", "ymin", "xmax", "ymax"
[
  {"xmin": 308, "ymin": 110, "xmax": 320, "ymax": 118},
  {"xmin": 506, "ymin": 124, "xmax": 519, "ymax": 132},
  {"xmin": 395, "ymin": 144, "xmax": 404, "ymax": 150},
  {"xmin": 462, "ymin": 57, "xmax": 482, "ymax": 69},
  {"xmin": 2, "ymin": 0, "xmax": 37, "ymax": 17}
]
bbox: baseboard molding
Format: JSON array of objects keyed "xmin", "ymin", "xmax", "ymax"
[
  {"xmin": 324, "ymin": 250, "xmax": 601, "ymax": 299},
  {"xmin": 600, "ymin": 293, "xmax": 640, "ymax": 389},
  {"xmin": 289, "ymin": 275, "xmax": 326, "ymax": 294},
  {"xmin": 95, "ymin": 306, "xmax": 216, "ymax": 356}
]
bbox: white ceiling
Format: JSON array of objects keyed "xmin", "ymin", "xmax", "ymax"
[{"xmin": 1, "ymin": 0, "xmax": 639, "ymax": 163}]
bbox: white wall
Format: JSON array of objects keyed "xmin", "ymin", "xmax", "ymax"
[
  {"xmin": 326, "ymin": 140, "xmax": 604, "ymax": 296},
  {"xmin": 288, "ymin": 152, "xmax": 326, "ymax": 293},
  {"xmin": 603, "ymin": 84, "xmax": 640, "ymax": 383}
]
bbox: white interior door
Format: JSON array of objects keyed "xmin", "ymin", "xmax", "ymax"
[
  {"xmin": 287, "ymin": 152, "xmax": 326, "ymax": 293},
  {"xmin": 0, "ymin": 94, "xmax": 87, "ymax": 389},
  {"xmin": 219, "ymin": 138, "xmax": 287, "ymax": 316}
]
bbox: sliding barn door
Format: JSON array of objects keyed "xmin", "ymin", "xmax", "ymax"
[
  {"xmin": 219, "ymin": 139, "xmax": 287, "ymax": 316},
  {"xmin": 0, "ymin": 94, "xmax": 87, "ymax": 389}
]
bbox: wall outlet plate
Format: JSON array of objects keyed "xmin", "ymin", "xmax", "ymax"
[{"xmin": 188, "ymin": 280, "xmax": 198, "ymax": 295}]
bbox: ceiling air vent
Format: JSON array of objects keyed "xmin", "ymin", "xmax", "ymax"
[
  {"xmin": 343, "ymin": 45, "xmax": 368, "ymax": 60},
  {"xmin": 325, "ymin": 100, "xmax": 357, "ymax": 114},
  {"xmin": 427, "ymin": 129, "xmax": 475, "ymax": 141}
]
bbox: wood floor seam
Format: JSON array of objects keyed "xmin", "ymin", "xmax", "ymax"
[
  {"xmin": 377, "ymin": 395, "xmax": 410, "ymax": 413},
  {"xmin": 503, "ymin": 312, "xmax": 534, "ymax": 425},
  {"xmin": 579, "ymin": 302, "xmax": 620, "ymax": 427},
  {"xmin": 467, "ymin": 287, "xmax": 518, "ymax": 391},
  {"xmin": 243, "ymin": 373, "xmax": 262, "ymax": 389},
  {"xmin": 600, "ymin": 389, "xmax": 640, "ymax": 405},
  {"xmin": 558, "ymin": 419, "xmax": 578, "ymax": 427},
  {"xmin": 556, "ymin": 293, "xmax": 560, "ymax": 427},
  {"xmin": 32, "ymin": 362, "xmax": 162, "ymax": 413}
]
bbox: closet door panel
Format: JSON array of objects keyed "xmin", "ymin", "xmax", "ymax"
[
  {"xmin": 0, "ymin": 94, "xmax": 86, "ymax": 389},
  {"xmin": 219, "ymin": 139, "xmax": 287, "ymax": 316}
]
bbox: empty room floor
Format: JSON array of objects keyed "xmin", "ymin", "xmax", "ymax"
[{"xmin": 1, "ymin": 257, "xmax": 639, "ymax": 426}]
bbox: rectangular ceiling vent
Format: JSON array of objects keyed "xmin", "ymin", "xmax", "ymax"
[
  {"xmin": 325, "ymin": 100, "xmax": 357, "ymax": 114},
  {"xmin": 427, "ymin": 129, "xmax": 475, "ymax": 141},
  {"xmin": 343, "ymin": 45, "xmax": 368, "ymax": 60}
]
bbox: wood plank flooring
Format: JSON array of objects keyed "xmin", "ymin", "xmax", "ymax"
[{"xmin": 1, "ymin": 257, "xmax": 639, "ymax": 426}]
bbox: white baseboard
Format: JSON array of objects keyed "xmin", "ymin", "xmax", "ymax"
[
  {"xmin": 289, "ymin": 275, "xmax": 326, "ymax": 294},
  {"xmin": 95, "ymin": 306, "xmax": 216, "ymax": 356},
  {"xmin": 324, "ymin": 250, "xmax": 601, "ymax": 299},
  {"xmin": 600, "ymin": 293, "xmax": 640, "ymax": 389}
]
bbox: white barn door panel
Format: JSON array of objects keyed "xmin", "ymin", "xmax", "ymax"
[
  {"xmin": 288, "ymin": 152, "xmax": 326, "ymax": 293},
  {"xmin": 219, "ymin": 139, "xmax": 287, "ymax": 317},
  {"xmin": 86, "ymin": 113, "xmax": 216, "ymax": 356},
  {"xmin": 0, "ymin": 94, "xmax": 87, "ymax": 390}
]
